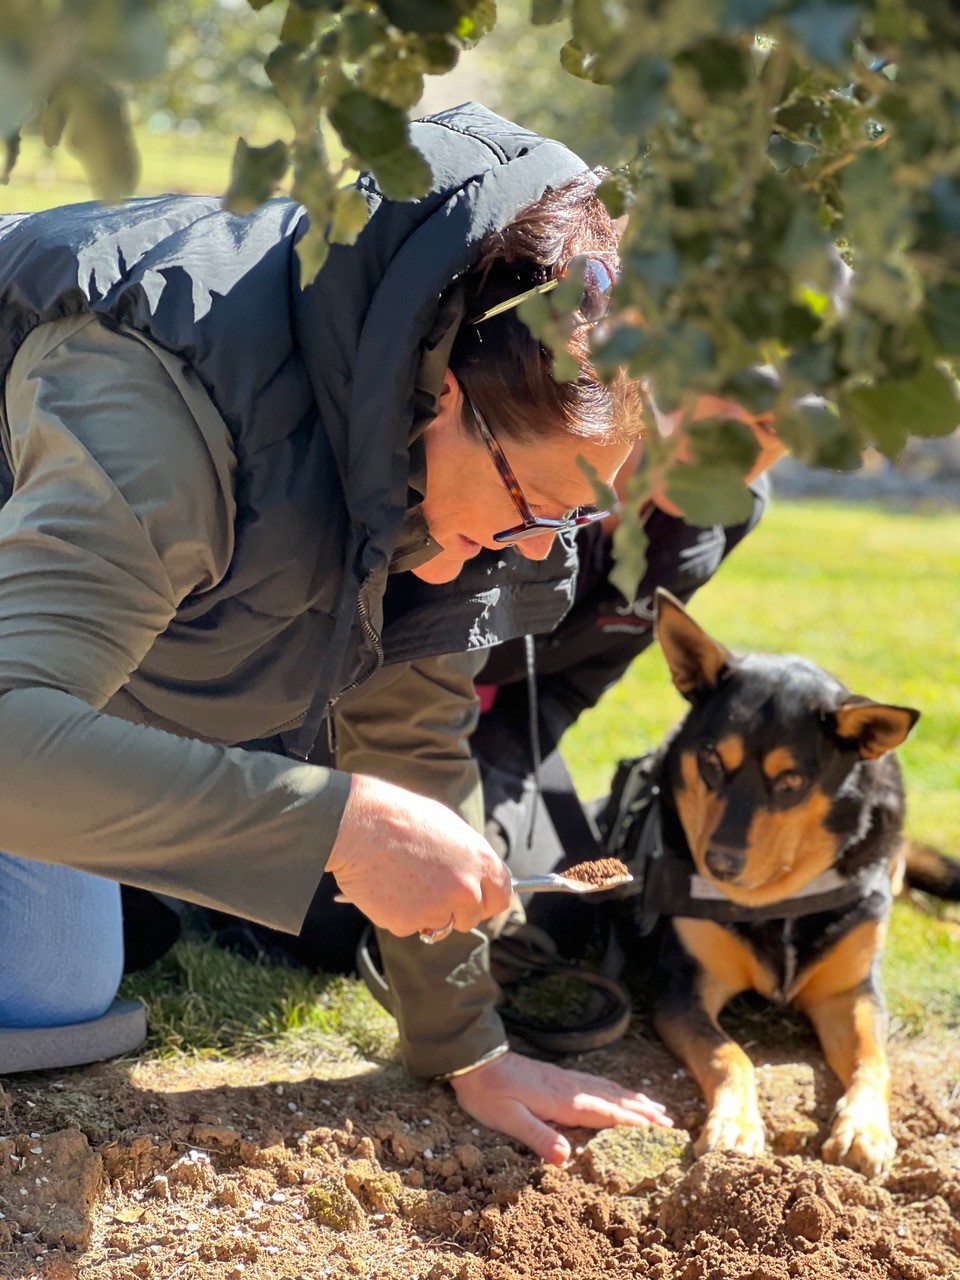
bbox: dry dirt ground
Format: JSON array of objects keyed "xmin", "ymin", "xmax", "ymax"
[{"xmin": 1, "ymin": 1025, "xmax": 959, "ymax": 1280}]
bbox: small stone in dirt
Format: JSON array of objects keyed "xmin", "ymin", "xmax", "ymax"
[
  {"xmin": 304, "ymin": 1175, "xmax": 365, "ymax": 1231},
  {"xmin": 454, "ymin": 1143, "xmax": 483, "ymax": 1172},
  {"xmin": 577, "ymin": 1125, "xmax": 694, "ymax": 1193},
  {"xmin": 343, "ymin": 1158, "xmax": 404, "ymax": 1213}
]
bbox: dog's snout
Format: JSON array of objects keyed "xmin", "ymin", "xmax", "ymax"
[{"xmin": 704, "ymin": 844, "xmax": 746, "ymax": 881}]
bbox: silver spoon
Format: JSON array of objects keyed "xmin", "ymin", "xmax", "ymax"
[
  {"xmin": 334, "ymin": 870, "xmax": 634, "ymax": 943},
  {"xmin": 415, "ymin": 872, "xmax": 634, "ymax": 942},
  {"xmin": 508, "ymin": 872, "xmax": 634, "ymax": 894},
  {"xmin": 332, "ymin": 870, "xmax": 633, "ymax": 909}
]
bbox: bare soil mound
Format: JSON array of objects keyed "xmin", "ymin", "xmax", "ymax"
[{"xmin": 1, "ymin": 1034, "xmax": 958, "ymax": 1279}]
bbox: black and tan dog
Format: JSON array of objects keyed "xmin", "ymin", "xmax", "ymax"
[{"xmin": 612, "ymin": 588, "xmax": 956, "ymax": 1177}]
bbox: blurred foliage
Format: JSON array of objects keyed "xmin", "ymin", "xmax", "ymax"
[
  {"xmin": 473, "ymin": 4, "xmax": 630, "ymax": 168},
  {"xmin": 2, "ymin": 0, "xmax": 959, "ymax": 594}
]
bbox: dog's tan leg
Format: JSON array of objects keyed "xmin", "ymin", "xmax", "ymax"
[
  {"xmin": 654, "ymin": 920, "xmax": 769, "ymax": 1157},
  {"xmin": 793, "ymin": 920, "xmax": 894, "ymax": 1177}
]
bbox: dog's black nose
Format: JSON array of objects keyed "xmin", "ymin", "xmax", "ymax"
[{"xmin": 705, "ymin": 845, "xmax": 745, "ymax": 881}]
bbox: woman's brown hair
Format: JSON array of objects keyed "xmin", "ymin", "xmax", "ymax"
[{"xmin": 449, "ymin": 171, "xmax": 642, "ymax": 447}]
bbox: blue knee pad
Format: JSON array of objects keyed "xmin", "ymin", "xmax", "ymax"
[{"xmin": 0, "ymin": 854, "xmax": 123, "ymax": 1027}]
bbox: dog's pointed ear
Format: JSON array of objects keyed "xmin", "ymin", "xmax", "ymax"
[
  {"xmin": 833, "ymin": 699, "xmax": 921, "ymax": 759},
  {"xmin": 655, "ymin": 588, "xmax": 731, "ymax": 698}
]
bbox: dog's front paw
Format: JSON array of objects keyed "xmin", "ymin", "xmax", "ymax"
[
  {"xmin": 821, "ymin": 1095, "xmax": 896, "ymax": 1177},
  {"xmin": 696, "ymin": 1101, "xmax": 766, "ymax": 1158}
]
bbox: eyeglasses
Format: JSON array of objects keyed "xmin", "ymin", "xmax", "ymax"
[
  {"xmin": 468, "ymin": 253, "xmax": 618, "ymax": 327},
  {"xmin": 466, "ymin": 395, "xmax": 610, "ymax": 545}
]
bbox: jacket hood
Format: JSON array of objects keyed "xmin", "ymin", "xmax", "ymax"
[{"xmin": 292, "ymin": 102, "xmax": 589, "ymax": 584}]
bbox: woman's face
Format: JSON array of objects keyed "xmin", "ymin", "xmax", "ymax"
[{"xmin": 414, "ymin": 372, "xmax": 631, "ymax": 585}]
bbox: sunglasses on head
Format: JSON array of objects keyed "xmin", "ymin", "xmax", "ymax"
[{"xmin": 468, "ymin": 253, "xmax": 617, "ymax": 328}]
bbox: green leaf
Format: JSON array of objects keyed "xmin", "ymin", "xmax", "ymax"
[
  {"xmin": 775, "ymin": 399, "xmax": 863, "ymax": 471},
  {"xmin": 592, "ymin": 323, "xmax": 645, "ymax": 380},
  {"xmin": 532, "ymin": 0, "xmax": 568, "ymax": 24},
  {"xmin": 559, "ymin": 39, "xmax": 600, "ymax": 83},
  {"xmin": 783, "ymin": 4, "xmax": 862, "ymax": 67},
  {"xmin": 576, "ymin": 455, "xmax": 617, "ymax": 515},
  {"xmin": 664, "ymin": 463, "xmax": 756, "ymax": 527},
  {"xmin": 1, "ymin": 131, "xmax": 19, "ymax": 184},
  {"xmin": 656, "ymin": 419, "xmax": 761, "ymax": 528},
  {"xmin": 609, "ymin": 511, "xmax": 649, "ymax": 602},
  {"xmin": 329, "ymin": 88, "xmax": 407, "ymax": 158},
  {"xmin": 266, "ymin": 43, "xmax": 320, "ymax": 134},
  {"xmin": 360, "ymin": 50, "xmax": 425, "ymax": 110},
  {"xmin": 280, "ymin": 2, "xmax": 320, "ymax": 46},
  {"xmin": 41, "ymin": 95, "xmax": 68, "ymax": 148},
  {"xmin": 686, "ymin": 419, "xmax": 762, "ymax": 474},
  {"xmin": 517, "ymin": 271, "xmax": 586, "ymax": 383},
  {"xmin": 223, "ymin": 138, "xmax": 289, "ymax": 215},
  {"xmin": 61, "ymin": 76, "xmax": 139, "ymax": 204},
  {"xmin": 720, "ymin": 367, "xmax": 781, "ymax": 417},
  {"xmin": 368, "ymin": 143, "xmax": 433, "ymax": 201},
  {"xmin": 840, "ymin": 362, "xmax": 960, "ymax": 459},
  {"xmin": 342, "ymin": 11, "xmax": 387, "ymax": 59},
  {"xmin": 924, "ymin": 286, "xmax": 960, "ymax": 355},
  {"xmin": 774, "ymin": 97, "xmax": 829, "ymax": 136},
  {"xmin": 295, "ymin": 223, "xmax": 330, "ymax": 286},
  {"xmin": 417, "ymin": 34, "xmax": 461, "ymax": 73},
  {"xmin": 380, "ymin": 0, "xmax": 463, "ymax": 36},
  {"xmin": 611, "ymin": 56, "xmax": 670, "ymax": 135},
  {"xmin": 596, "ymin": 176, "xmax": 627, "ymax": 219},
  {"xmin": 785, "ymin": 338, "xmax": 840, "ymax": 391},
  {"xmin": 456, "ymin": 0, "xmax": 497, "ymax": 43},
  {"xmin": 679, "ymin": 39, "xmax": 752, "ymax": 96},
  {"xmin": 329, "ymin": 187, "xmax": 370, "ymax": 245},
  {"xmin": 720, "ymin": 0, "xmax": 781, "ymax": 32},
  {"xmin": 767, "ymin": 133, "xmax": 818, "ymax": 170}
]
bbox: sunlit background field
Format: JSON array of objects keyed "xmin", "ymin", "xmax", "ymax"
[{"xmin": 4, "ymin": 116, "xmax": 957, "ymax": 1047}]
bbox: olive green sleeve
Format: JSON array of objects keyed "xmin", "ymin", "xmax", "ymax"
[
  {"xmin": 333, "ymin": 651, "xmax": 510, "ymax": 1078},
  {"xmin": 0, "ymin": 685, "xmax": 350, "ymax": 932},
  {"xmin": 0, "ymin": 315, "xmax": 349, "ymax": 931}
]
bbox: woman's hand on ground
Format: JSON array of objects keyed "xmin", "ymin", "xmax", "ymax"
[
  {"xmin": 450, "ymin": 1050, "xmax": 673, "ymax": 1165},
  {"xmin": 326, "ymin": 773, "xmax": 512, "ymax": 939}
]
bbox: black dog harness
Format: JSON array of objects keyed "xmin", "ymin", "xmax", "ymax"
[{"xmin": 601, "ymin": 754, "xmax": 893, "ymax": 933}]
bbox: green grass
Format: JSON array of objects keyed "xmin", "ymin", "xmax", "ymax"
[
  {"xmin": 1, "ymin": 114, "xmax": 338, "ymax": 215},
  {"xmin": 120, "ymin": 938, "xmax": 398, "ymax": 1065},
  {"xmin": 885, "ymin": 900, "xmax": 960, "ymax": 1036},
  {"xmin": 1, "ymin": 129, "xmax": 240, "ymax": 213}
]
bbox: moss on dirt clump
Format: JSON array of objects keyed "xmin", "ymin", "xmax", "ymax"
[
  {"xmin": 305, "ymin": 1174, "xmax": 366, "ymax": 1231},
  {"xmin": 577, "ymin": 1124, "xmax": 694, "ymax": 1193}
]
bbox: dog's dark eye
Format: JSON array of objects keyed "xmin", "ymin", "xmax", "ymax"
[
  {"xmin": 772, "ymin": 770, "xmax": 806, "ymax": 795},
  {"xmin": 698, "ymin": 745, "xmax": 724, "ymax": 788}
]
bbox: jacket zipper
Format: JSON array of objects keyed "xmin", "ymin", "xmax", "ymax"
[{"xmin": 320, "ymin": 591, "xmax": 385, "ymax": 755}]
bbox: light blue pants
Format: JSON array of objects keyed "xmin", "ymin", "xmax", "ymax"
[{"xmin": 0, "ymin": 853, "xmax": 123, "ymax": 1027}]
